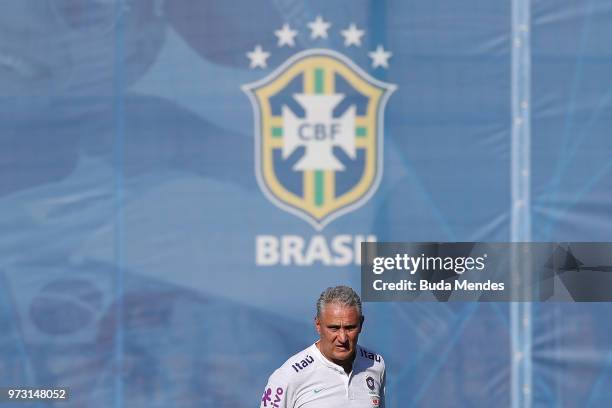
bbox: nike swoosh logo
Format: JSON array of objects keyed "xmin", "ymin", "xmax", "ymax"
[{"xmin": 313, "ymin": 388, "xmax": 324, "ymax": 394}]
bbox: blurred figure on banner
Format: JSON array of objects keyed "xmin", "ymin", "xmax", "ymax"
[{"xmin": 0, "ymin": 0, "xmax": 306, "ymax": 406}]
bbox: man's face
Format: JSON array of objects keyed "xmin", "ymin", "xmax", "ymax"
[{"xmin": 315, "ymin": 303, "xmax": 363, "ymax": 365}]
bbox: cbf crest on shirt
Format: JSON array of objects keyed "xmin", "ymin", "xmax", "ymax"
[{"xmin": 243, "ymin": 17, "xmax": 395, "ymax": 230}]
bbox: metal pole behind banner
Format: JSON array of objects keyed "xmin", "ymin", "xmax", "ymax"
[{"xmin": 511, "ymin": 0, "xmax": 532, "ymax": 407}]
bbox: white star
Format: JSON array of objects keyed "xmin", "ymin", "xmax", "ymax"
[
  {"xmin": 308, "ymin": 15, "xmax": 331, "ymax": 39},
  {"xmin": 340, "ymin": 23, "xmax": 365, "ymax": 47},
  {"xmin": 246, "ymin": 45, "xmax": 270, "ymax": 69},
  {"xmin": 274, "ymin": 23, "xmax": 298, "ymax": 47},
  {"xmin": 368, "ymin": 45, "xmax": 392, "ymax": 68}
]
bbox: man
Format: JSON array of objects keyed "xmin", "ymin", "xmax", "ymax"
[{"xmin": 260, "ymin": 286, "xmax": 385, "ymax": 407}]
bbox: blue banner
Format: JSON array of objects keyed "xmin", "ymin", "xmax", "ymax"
[{"xmin": 2, "ymin": 0, "xmax": 612, "ymax": 406}]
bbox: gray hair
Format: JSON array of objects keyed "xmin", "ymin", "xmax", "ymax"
[{"xmin": 316, "ymin": 286, "xmax": 362, "ymax": 317}]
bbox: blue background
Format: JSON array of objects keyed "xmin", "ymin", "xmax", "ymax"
[{"xmin": 1, "ymin": 0, "xmax": 612, "ymax": 406}]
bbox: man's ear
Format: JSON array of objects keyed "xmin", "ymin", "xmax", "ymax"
[
  {"xmin": 359, "ymin": 315, "xmax": 365, "ymax": 331},
  {"xmin": 315, "ymin": 316, "xmax": 321, "ymax": 335}
]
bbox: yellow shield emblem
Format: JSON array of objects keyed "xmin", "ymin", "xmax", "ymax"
[{"xmin": 243, "ymin": 49, "xmax": 395, "ymax": 229}]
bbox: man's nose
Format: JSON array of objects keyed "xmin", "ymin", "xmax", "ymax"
[{"xmin": 337, "ymin": 329, "xmax": 348, "ymax": 342}]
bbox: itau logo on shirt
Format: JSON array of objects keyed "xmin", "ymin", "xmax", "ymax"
[{"xmin": 243, "ymin": 15, "xmax": 396, "ymax": 230}]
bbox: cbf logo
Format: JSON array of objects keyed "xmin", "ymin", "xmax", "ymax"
[{"xmin": 243, "ymin": 17, "xmax": 396, "ymax": 230}]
